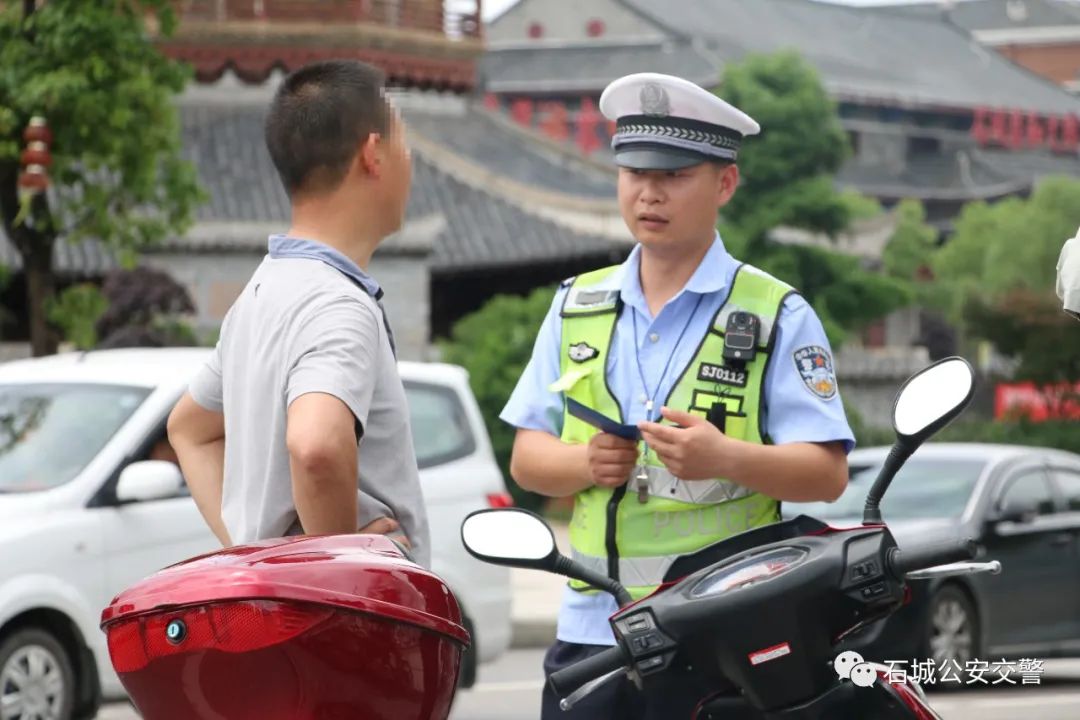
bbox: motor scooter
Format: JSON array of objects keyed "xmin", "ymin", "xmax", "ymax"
[{"xmin": 460, "ymin": 355, "xmax": 1002, "ymax": 719}]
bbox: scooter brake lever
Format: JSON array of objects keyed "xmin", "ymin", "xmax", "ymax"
[
  {"xmin": 559, "ymin": 668, "xmax": 626, "ymax": 712},
  {"xmin": 905, "ymin": 560, "xmax": 1001, "ymax": 580}
]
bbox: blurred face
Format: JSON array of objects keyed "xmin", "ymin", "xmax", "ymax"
[
  {"xmin": 353, "ymin": 105, "xmax": 413, "ymax": 238},
  {"xmin": 617, "ymin": 162, "xmax": 739, "ymax": 254},
  {"xmin": 375, "ymin": 110, "xmax": 413, "ymax": 235}
]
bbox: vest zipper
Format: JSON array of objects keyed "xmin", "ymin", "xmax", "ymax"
[{"xmin": 605, "ymin": 485, "xmax": 626, "ymax": 581}]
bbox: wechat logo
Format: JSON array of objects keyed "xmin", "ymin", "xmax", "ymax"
[{"xmin": 833, "ymin": 650, "xmax": 876, "ymax": 688}]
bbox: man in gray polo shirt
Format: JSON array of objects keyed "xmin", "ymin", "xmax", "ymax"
[{"xmin": 168, "ymin": 60, "xmax": 429, "ymax": 568}]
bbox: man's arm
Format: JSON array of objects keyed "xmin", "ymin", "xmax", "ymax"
[
  {"xmin": 284, "ymin": 296, "xmax": 385, "ymax": 538},
  {"xmin": 168, "ymin": 392, "xmax": 231, "ymax": 546},
  {"xmin": 286, "ymin": 392, "xmax": 360, "ymax": 536}
]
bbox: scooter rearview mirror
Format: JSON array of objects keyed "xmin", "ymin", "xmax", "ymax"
[
  {"xmin": 891, "ymin": 356, "xmax": 976, "ymax": 445},
  {"xmin": 863, "ymin": 356, "xmax": 976, "ymax": 525},
  {"xmin": 460, "ymin": 508, "xmax": 558, "ymax": 571},
  {"xmin": 460, "ymin": 508, "xmax": 634, "ymax": 607}
]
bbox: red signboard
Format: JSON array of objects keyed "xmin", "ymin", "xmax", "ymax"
[
  {"xmin": 973, "ymin": 107, "xmax": 1080, "ymax": 153},
  {"xmin": 994, "ymin": 381, "xmax": 1080, "ymax": 422}
]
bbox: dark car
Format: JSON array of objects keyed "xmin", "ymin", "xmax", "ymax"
[{"xmin": 783, "ymin": 442, "xmax": 1080, "ymax": 677}]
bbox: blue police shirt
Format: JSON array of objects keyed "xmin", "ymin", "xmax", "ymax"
[{"xmin": 499, "ymin": 233, "xmax": 855, "ymax": 646}]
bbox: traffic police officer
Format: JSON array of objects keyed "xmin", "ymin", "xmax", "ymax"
[{"xmin": 500, "ymin": 72, "xmax": 856, "ymax": 719}]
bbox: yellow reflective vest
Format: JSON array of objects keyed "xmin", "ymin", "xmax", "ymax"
[{"xmin": 558, "ymin": 263, "xmax": 795, "ymax": 600}]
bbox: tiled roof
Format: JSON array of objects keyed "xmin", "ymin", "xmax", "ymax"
[
  {"xmin": 484, "ymin": 0, "xmax": 1080, "ymax": 115},
  {"xmin": 401, "ymin": 100, "xmax": 617, "ymax": 199},
  {"xmin": 0, "ymin": 235, "xmax": 117, "ymax": 278},
  {"xmin": 870, "ymin": 0, "xmax": 1080, "ymax": 31},
  {"xmin": 0, "ymin": 88, "xmax": 628, "ymax": 276},
  {"xmin": 479, "ymin": 42, "xmax": 720, "ymax": 95}
]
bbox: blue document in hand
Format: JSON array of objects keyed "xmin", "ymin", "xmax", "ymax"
[{"xmin": 566, "ymin": 398, "xmax": 641, "ymax": 441}]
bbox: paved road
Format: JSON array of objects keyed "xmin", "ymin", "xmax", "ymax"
[{"xmin": 97, "ymin": 654, "xmax": 1080, "ymax": 719}]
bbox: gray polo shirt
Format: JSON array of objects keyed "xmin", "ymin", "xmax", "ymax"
[{"xmin": 188, "ymin": 235, "xmax": 430, "ymax": 568}]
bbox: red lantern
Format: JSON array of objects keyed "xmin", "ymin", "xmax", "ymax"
[
  {"xmin": 17, "ymin": 115, "xmax": 50, "ymax": 198},
  {"xmin": 19, "ymin": 144, "xmax": 51, "ymax": 168},
  {"xmin": 23, "ymin": 124, "xmax": 52, "ymax": 145},
  {"xmin": 17, "ymin": 172, "xmax": 48, "ymax": 193}
]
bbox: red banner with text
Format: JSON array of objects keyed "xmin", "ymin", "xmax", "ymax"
[{"xmin": 994, "ymin": 381, "xmax": 1080, "ymax": 422}]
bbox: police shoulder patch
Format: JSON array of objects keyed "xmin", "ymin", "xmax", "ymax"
[
  {"xmin": 793, "ymin": 345, "xmax": 838, "ymax": 400},
  {"xmin": 568, "ymin": 341, "xmax": 600, "ymax": 363}
]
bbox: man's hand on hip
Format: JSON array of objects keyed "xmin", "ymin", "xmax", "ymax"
[{"xmin": 360, "ymin": 516, "xmax": 410, "ymax": 549}]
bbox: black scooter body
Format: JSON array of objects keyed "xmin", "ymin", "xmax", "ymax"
[{"xmin": 608, "ymin": 516, "xmax": 908, "ymax": 715}]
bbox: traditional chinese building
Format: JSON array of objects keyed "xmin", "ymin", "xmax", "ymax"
[
  {"xmin": 482, "ymin": 0, "xmax": 1080, "ymax": 233},
  {"xmin": 872, "ymin": 0, "xmax": 1080, "ymax": 94},
  {"xmin": 0, "ymin": 0, "xmax": 637, "ymax": 358},
  {"xmin": 158, "ymin": 0, "xmax": 484, "ymax": 91}
]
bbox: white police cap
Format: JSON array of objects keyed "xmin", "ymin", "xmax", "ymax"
[{"xmin": 599, "ymin": 72, "xmax": 760, "ymax": 170}]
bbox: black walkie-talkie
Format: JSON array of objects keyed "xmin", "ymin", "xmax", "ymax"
[{"xmin": 723, "ymin": 311, "xmax": 760, "ymax": 365}]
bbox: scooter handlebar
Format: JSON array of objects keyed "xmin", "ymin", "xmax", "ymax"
[
  {"xmin": 548, "ymin": 645, "xmax": 627, "ymax": 698},
  {"xmin": 889, "ymin": 536, "xmax": 978, "ymax": 578}
]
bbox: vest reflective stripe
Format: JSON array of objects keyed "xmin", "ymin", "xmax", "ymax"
[
  {"xmin": 559, "ymin": 263, "xmax": 795, "ymax": 599},
  {"xmin": 624, "ymin": 465, "xmax": 755, "ymax": 506},
  {"xmin": 570, "ymin": 491, "xmax": 782, "ymax": 595},
  {"xmin": 571, "ymin": 548, "xmax": 674, "ymax": 592},
  {"xmin": 563, "ymin": 287, "xmax": 620, "ymax": 313}
]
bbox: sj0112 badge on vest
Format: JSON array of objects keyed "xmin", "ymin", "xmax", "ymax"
[
  {"xmin": 697, "ymin": 362, "xmax": 748, "ymax": 388},
  {"xmin": 793, "ymin": 345, "xmax": 838, "ymax": 400}
]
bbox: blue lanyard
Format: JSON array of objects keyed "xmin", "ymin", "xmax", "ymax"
[{"xmin": 630, "ymin": 293, "xmax": 706, "ymax": 422}]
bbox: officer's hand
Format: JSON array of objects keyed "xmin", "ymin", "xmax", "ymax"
[
  {"xmin": 587, "ymin": 432, "xmax": 638, "ymax": 488},
  {"xmin": 639, "ymin": 407, "xmax": 731, "ymax": 481}
]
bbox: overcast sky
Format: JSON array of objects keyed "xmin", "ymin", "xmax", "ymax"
[{"xmin": 479, "ymin": 0, "xmax": 979, "ymax": 22}]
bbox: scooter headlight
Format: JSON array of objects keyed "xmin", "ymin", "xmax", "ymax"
[{"xmin": 690, "ymin": 547, "xmax": 809, "ymax": 598}]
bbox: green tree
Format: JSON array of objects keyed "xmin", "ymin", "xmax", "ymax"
[
  {"xmin": 0, "ymin": 0, "xmax": 202, "ymax": 356},
  {"xmin": 715, "ymin": 51, "xmax": 911, "ymax": 346},
  {"xmin": 46, "ymin": 283, "xmax": 107, "ymax": 350},
  {"xmin": 718, "ymin": 51, "xmax": 854, "ymax": 251},
  {"xmin": 882, "ymin": 199, "xmax": 938, "ymax": 281},
  {"xmin": 928, "ymin": 177, "xmax": 1080, "ymax": 381},
  {"xmin": 440, "ymin": 286, "xmax": 557, "ymax": 512}
]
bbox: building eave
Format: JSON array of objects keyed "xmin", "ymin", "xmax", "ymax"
[{"xmin": 158, "ymin": 20, "xmax": 482, "ymax": 90}]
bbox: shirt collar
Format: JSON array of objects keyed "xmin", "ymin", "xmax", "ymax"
[
  {"xmin": 603, "ymin": 232, "xmax": 733, "ymax": 309},
  {"xmin": 268, "ymin": 235, "xmax": 383, "ymax": 299}
]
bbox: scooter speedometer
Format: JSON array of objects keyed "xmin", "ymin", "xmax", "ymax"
[{"xmin": 689, "ymin": 547, "xmax": 810, "ymax": 598}]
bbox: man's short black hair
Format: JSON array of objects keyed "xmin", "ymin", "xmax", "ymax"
[{"xmin": 265, "ymin": 60, "xmax": 391, "ymax": 198}]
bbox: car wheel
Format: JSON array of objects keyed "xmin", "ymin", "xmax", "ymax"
[
  {"xmin": 458, "ymin": 616, "xmax": 478, "ymax": 689},
  {"xmin": 0, "ymin": 627, "xmax": 76, "ymax": 720},
  {"xmin": 925, "ymin": 584, "xmax": 980, "ymax": 687}
]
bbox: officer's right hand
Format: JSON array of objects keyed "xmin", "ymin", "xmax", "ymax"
[{"xmin": 587, "ymin": 433, "xmax": 639, "ymax": 488}]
